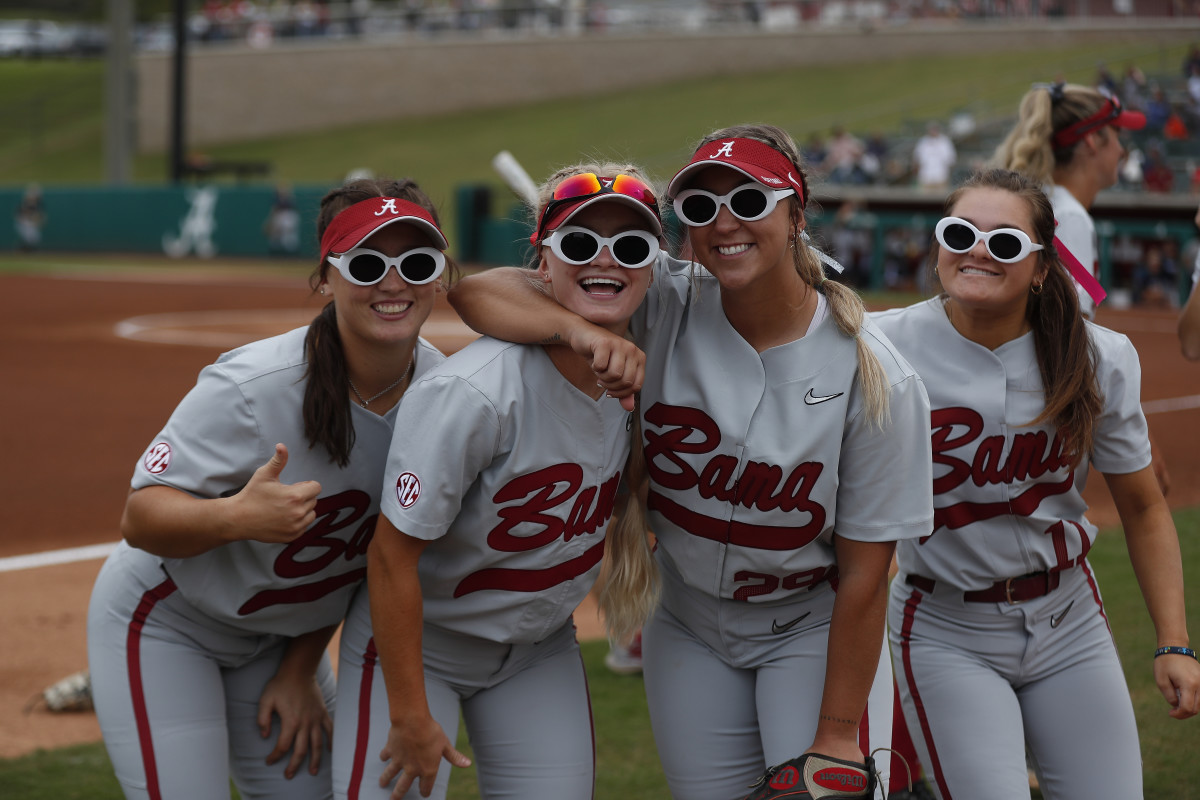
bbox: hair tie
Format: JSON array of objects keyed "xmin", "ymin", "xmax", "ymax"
[{"xmin": 1032, "ymin": 81, "xmax": 1066, "ymax": 104}]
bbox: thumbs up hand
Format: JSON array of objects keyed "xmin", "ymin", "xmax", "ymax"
[{"xmin": 228, "ymin": 443, "xmax": 323, "ymax": 544}]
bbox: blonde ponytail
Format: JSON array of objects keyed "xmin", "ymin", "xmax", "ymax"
[
  {"xmin": 598, "ymin": 411, "xmax": 660, "ymax": 646},
  {"xmin": 994, "ymin": 83, "xmax": 1113, "ymax": 183}
]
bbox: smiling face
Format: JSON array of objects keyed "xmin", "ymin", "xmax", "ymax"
[
  {"xmin": 681, "ymin": 165, "xmax": 803, "ymax": 293},
  {"xmin": 537, "ymin": 201, "xmax": 654, "ymax": 335},
  {"xmin": 321, "ymin": 221, "xmax": 440, "ymax": 352},
  {"xmin": 937, "ymin": 187, "xmax": 1047, "ymax": 319}
]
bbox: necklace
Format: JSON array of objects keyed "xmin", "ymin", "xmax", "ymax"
[{"xmin": 349, "ymin": 356, "xmax": 413, "ymax": 408}]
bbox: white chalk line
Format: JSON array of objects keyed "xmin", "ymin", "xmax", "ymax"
[{"xmin": 0, "ymin": 542, "xmax": 118, "ymax": 574}]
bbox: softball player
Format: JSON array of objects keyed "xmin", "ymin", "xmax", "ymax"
[
  {"xmin": 449, "ymin": 125, "xmax": 934, "ymax": 799},
  {"xmin": 873, "ymin": 168, "xmax": 1200, "ymax": 800},
  {"xmin": 995, "ymin": 81, "xmax": 1145, "ymax": 320},
  {"xmin": 86, "ymin": 179, "xmax": 451, "ymax": 800},
  {"xmin": 331, "ymin": 162, "xmax": 659, "ymax": 800},
  {"xmin": 1178, "ymin": 204, "xmax": 1200, "ymax": 360}
]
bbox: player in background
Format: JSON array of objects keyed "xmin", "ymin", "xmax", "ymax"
[
  {"xmin": 86, "ymin": 178, "xmax": 452, "ymax": 800},
  {"xmin": 449, "ymin": 124, "xmax": 934, "ymax": 800},
  {"xmin": 1178, "ymin": 204, "xmax": 1200, "ymax": 360},
  {"xmin": 994, "ymin": 81, "xmax": 1171, "ymax": 498},
  {"xmin": 332, "ymin": 162, "xmax": 659, "ymax": 800},
  {"xmin": 873, "ymin": 168, "xmax": 1200, "ymax": 800},
  {"xmin": 995, "ymin": 81, "xmax": 1145, "ymax": 321}
]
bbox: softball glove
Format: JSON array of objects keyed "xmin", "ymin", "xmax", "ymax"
[{"xmin": 742, "ymin": 752, "xmax": 878, "ymax": 800}]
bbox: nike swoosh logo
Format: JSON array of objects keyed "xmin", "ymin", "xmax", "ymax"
[
  {"xmin": 771, "ymin": 611, "xmax": 811, "ymax": 635},
  {"xmin": 804, "ymin": 389, "xmax": 844, "ymax": 405},
  {"xmin": 1050, "ymin": 600, "xmax": 1075, "ymax": 629}
]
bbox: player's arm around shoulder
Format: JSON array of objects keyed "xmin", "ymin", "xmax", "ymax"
[{"xmin": 448, "ymin": 266, "xmax": 645, "ymax": 406}]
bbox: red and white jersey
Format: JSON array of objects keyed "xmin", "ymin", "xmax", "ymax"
[
  {"xmin": 131, "ymin": 327, "xmax": 446, "ymax": 636},
  {"xmin": 379, "ymin": 337, "xmax": 633, "ymax": 644},
  {"xmin": 873, "ymin": 298, "xmax": 1151, "ymax": 591},
  {"xmin": 630, "ymin": 256, "xmax": 934, "ymax": 604}
]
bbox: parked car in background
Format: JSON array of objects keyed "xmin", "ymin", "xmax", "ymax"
[{"xmin": 0, "ymin": 19, "xmax": 79, "ymax": 58}]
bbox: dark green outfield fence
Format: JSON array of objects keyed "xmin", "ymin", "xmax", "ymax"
[
  {"xmin": 4, "ymin": 184, "xmax": 1198, "ymax": 305},
  {"xmin": 2, "ymin": 184, "xmax": 329, "ymax": 258}
]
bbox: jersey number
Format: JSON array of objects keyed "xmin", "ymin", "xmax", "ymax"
[{"xmin": 732, "ymin": 567, "xmax": 835, "ymax": 602}]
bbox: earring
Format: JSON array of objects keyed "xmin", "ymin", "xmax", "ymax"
[
  {"xmin": 319, "ymin": 286, "xmax": 326, "ymax": 296},
  {"xmin": 933, "ymin": 265, "xmax": 940, "ymax": 276},
  {"xmin": 1031, "ymin": 281, "xmax": 1044, "ymax": 295}
]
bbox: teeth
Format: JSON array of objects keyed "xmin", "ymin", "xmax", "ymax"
[
  {"xmin": 961, "ymin": 267, "xmax": 996, "ymax": 276},
  {"xmin": 718, "ymin": 244, "xmax": 750, "ymax": 256},
  {"xmin": 374, "ymin": 302, "xmax": 411, "ymax": 314},
  {"xmin": 581, "ymin": 278, "xmax": 623, "ymax": 287}
]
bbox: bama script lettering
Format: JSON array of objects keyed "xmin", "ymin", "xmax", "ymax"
[
  {"xmin": 453, "ymin": 464, "xmax": 620, "ymax": 597},
  {"xmin": 930, "ymin": 406, "xmax": 1074, "ymax": 534},
  {"xmin": 238, "ymin": 489, "xmax": 374, "ymax": 615},
  {"xmin": 642, "ymin": 402, "xmax": 826, "ymax": 550}
]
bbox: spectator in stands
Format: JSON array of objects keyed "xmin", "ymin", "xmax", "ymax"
[
  {"xmin": 912, "ymin": 121, "xmax": 957, "ymax": 191},
  {"xmin": 825, "ymin": 125, "xmax": 867, "ymax": 184},
  {"xmin": 1179, "ymin": 205, "xmax": 1200, "ymax": 359},
  {"xmin": 1095, "ymin": 63, "xmax": 1118, "ymax": 98},
  {"xmin": 1133, "ymin": 243, "xmax": 1179, "ymax": 308},
  {"xmin": 1183, "ymin": 43, "xmax": 1200, "ymax": 80},
  {"xmin": 1188, "ymin": 63, "xmax": 1200, "ymax": 115},
  {"xmin": 1142, "ymin": 141, "xmax": 1174, "ymax": 193},
  {"xmin": 1164, "ymin": 104, "xmax": 1189, "ymax": 140},
  {"xmin": 1122, "ymin": 64, "xmax": 1149, "ymax": 110},
  {"xmin": 1144, "ymin": 85, "xmax": 1172, "ymax": 133},
  {"xmin": 802, "ymin": 132, "xmax": 828, "ymax": 177}
]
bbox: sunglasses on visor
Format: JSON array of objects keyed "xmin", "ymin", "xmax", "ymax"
[
  {"xmin": 934, "ymin": 217, "xmax": 1044, "ymax": 264},
  {"xmin": 327, "ymin": 247, "xmax": 446, "ymax": 286},
  {"xmin": 534, "ymin": 174, "xmax": 658, "ymax": 236},
  {"xmin": 545, "ymin": 226, "xmax": 659, "ymax": 269},
  {"xmin": 672, "ymin": 185, "xmax": 795, "ymax": 227}
]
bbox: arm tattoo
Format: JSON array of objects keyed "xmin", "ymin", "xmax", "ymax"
[
  {"xmin": 539, "ymin": 332, "xmax": 564, "ymax": 345},
  {"xmin": 820, "ymin": 714, "xmax": 858, "ymax": 726}
]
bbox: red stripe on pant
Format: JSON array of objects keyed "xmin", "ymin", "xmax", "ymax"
[
  {"xmin": 890, "ymin": 679, "xmax": 920, "ymax": 792},
  {"xmin": 899, "ymin": 587, "xmax": 953, "ymax": 800},
  {"xmin": 126, "ymin": 577, "xmax": 178, "ymax": 800},
  {"xmin": 348, "ymin": 637, "xmax": 379, "ymax": 800}
]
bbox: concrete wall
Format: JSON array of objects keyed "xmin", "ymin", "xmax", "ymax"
[{"xmin": 135, "ymin": 21, "xmax": 1200, "ymax": 153}]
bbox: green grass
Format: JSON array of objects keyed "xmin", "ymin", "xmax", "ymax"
[
  {"xmin": 0, "ymin": 37, "xmax": 1194, "ymax": 213},
  {"xmin": 2, "ymin": 507, "xmax": 1196, "ymax": 799}
]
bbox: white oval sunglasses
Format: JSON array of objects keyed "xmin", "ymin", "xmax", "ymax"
[{"xmin": 934, "ymin": 217, "xmax": 1044, "ymax": 264}]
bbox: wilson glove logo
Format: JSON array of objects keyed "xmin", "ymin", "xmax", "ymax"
[
  {"xmin": 813, "ymin": 767, "xmax": 867, "ymax": 791},
  {"xmin": 768, "ymin": 765, "xmax": 801, "ymax": 789}
]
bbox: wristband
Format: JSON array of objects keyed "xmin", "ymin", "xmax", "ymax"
[{"xmin": 1154, "ymin": 646, "xmax": 1197, "ymax": 659}]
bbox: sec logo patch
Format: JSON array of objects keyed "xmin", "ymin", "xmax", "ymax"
[
  {"xmin": 143, "ymin": 442, "xmax": 172, "ymax": 474},
  {"xmin": 395, "ymin": 472, "xmax": 421, "ymax": 508}
]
